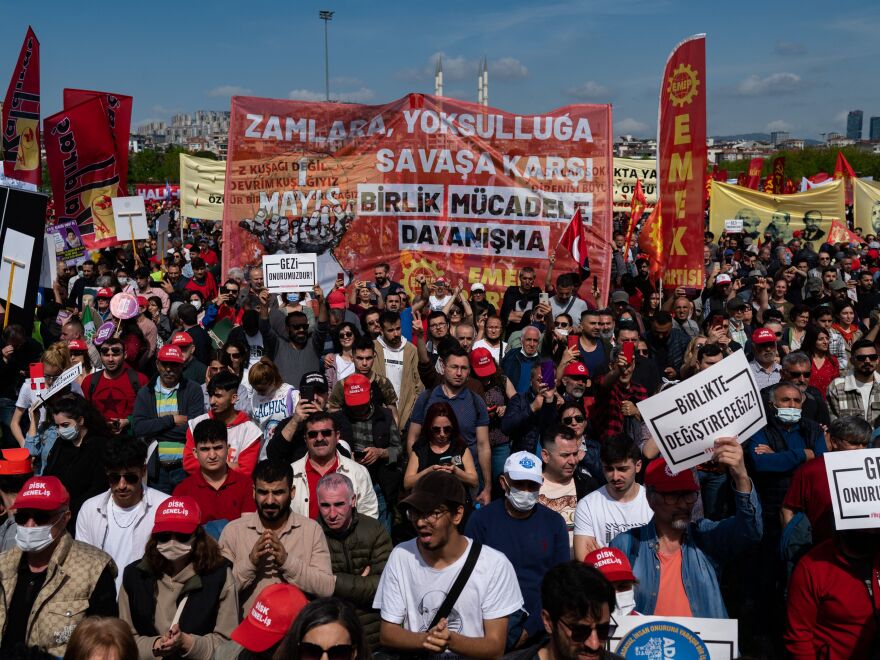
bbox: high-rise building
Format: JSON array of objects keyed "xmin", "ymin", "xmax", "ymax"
[
  {"xmin": 847, "ymin": 110, "xmax": 863, "ymax": 141},
  {"xmin": 770, "ymin": 131, "xmax": 790, "ymax": 146},
  {"xmin": 870, "ymin": 117, "xmax": 880, "ymax": 142}
]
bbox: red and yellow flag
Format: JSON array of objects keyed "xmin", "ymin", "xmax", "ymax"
[
  {"xmin": 622, "ymin": 178, "xmax": 647, "ymax": 263},
  {"xmin": 2, "ymin": 27, "xmax": 40, "ymax": 187},
  {"xmin": 834, "ymin": 151, "xmax": 856, "ymax": 205},
  {"xmin": 828, "ymin": 219, "xmax": 864, "ymax": 245},
  {"xmin": 637, "ymin": 200, "xmax": 665, "ymax": 282},
  {"xmin": 746, "ymin": 157, "xmax": 764, "ymax": 190},
  {"xmin": 657, "ymin": 34, "xmax": 706, "ymax": 289}
]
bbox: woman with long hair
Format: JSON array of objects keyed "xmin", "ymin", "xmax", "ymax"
[
  {"xmin": 274, "ymin": 597, "xmax": 369, "ymax": 660},
  {"xmin": 63, "ymin": 616, "xmax": 138, "ymax": 660},
  {"xmin": 148, "ymin": 295, "xmax": 173, "ymax": 343},
  {"xmin": 120, "ymin": 316, "xmax": 149, "ymax": 372},
  {"xmin": 802, "ymin": 325, "xmax": 839, "ymax": 400},
  {"xmin": 118, "ymin": 496, "xmax": 238, "ymax": 659},
  {"xmin": 404, "ymin": 402, "xmax": 478, "ymax": 490},
  {"xmin": 679, "ymin": 335, "xmax": 709, "ymax": 380},
  {"xmin": 832, "ymin": 300, "xmax": 861, "ymax": 358},
  {"xmin": 248, "ymin": 357, "xmax": 297, "ymax": 446},
  {"xmin": 326, "ymin": 322, "xmax": 360, "ymax": 390},
  {"xmin": 768, "ymin": 277, "xmax": 793, "ymax": 319},
  {"xmin": 783, "ymin": 304, "xmax": 810, "ymax": 352}
]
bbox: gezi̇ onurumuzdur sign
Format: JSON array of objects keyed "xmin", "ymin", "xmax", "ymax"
[
  {"xmin": 825, "ymin": 449, "xmax": 880, "ymax": 531},
  {"xmin": 637, "ymin": 350, "xmax": 766, "ymax": 474},
  {"xmin": 262, "ymin": 253, "xmax": 318, "ymax": 293}
]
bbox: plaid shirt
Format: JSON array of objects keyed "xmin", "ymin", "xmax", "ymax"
[
  {"xmin": 749, "ymin": 360, "xmax": 782, "ymax": 389},
  {"xmin": 829, "ymin": 330, "xmax": 848, "ymax": 371},
  {"xmin": 827, "ymin": 372, "xmax": 880, "ymax": 426},
  {"xmin": 598, "ymin": 380, "xmax": 648, "ymax": 438}
]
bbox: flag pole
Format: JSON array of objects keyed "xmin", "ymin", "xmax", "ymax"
[{"xmin": 2, "ymin": 256, "xmax": 25, "ymax": 329}]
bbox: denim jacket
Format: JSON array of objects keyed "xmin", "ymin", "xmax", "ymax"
[
  {"xmin": 24, "ymin": 425, "xmax": 58, "ymax": 475},
  {"xmin": 610, "ymin": 482, "xmax": 763, "ymax": 618}
]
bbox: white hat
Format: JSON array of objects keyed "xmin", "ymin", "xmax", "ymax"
[
  {"xmin": 715, "ymin": 274, "xmax": 732, "ymax": 285},
  {"xmin": 504, "ymin": 451, "xmax": 543, "ymax": 484},
  {"xmin": 470, "ymin": 282, "xmax": 485, "ymax": 292}
]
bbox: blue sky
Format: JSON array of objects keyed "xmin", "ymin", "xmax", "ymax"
[{"xmin": 5, "ymin": 0, "xmax": 879, "ymax": 139}]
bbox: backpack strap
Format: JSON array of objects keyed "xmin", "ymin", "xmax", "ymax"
[{"xmin": 428, "ymin": 542, "xmax": 482, "ymax": 629}]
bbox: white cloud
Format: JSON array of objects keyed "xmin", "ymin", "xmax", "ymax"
[
  {"xmin": 288, "ymin": 87, "xmax": 375, "ymax": 103},
  {"xmin": 208, "ymin": 85, "xmax": 253, "ymax": 97},
  {"xmin": 615, "ymin": 118, "xmax": 650, "ymax": 135},
  {"xmin": 765, "ymin": 120, "xmax": 794, "ymax": 132},
  {"xmin": 396, "ymin": 52, "xmax": 528, "ymax": 82},
  {"xmin": 774, "ymin": 41, "xmax": 806, "ymax": 56},
  {"xmin": 489, "ymin": 57, "xmax": 528, "ymax": 81},
  {"xmin": 565, "ymin": 81, "xmax": 610, "ymax": 100},
  {"xmin": 736, "ymin": 72, "xmax": 802, "ymax": 96}
]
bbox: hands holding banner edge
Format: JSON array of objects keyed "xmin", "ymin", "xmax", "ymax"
[{"xmin": 712, "ymin": 437, "xmax": 752, "ymax": 493}]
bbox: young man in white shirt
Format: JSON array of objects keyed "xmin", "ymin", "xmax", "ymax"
[
  {"xmin": 373, "ymin": 471, "xmax": 523, "ymax": 658},
  {"xmin": 573, "ymin": 434, "xmax": 652, "ymax": 560}
]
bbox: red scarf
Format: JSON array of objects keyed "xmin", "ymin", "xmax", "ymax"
[{"xmin": 832, "ymin": 322, "xmax": 857, "ymax": 343}]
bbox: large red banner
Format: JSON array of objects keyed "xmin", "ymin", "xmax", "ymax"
[
  {"xmin": 2, "ymin": 26, "xmax": 40, "ymax": 187},
  {"xmin": 44, "ymin": 97, "xmax": 121, "ymax": 249},
  {"xmin": 657, "ymin": 34, "xmax": 707, "ymax": 289},
  {"xmin": 64, "ymin": 89, "xmax": 132, "ymax": 193},
  {"xmin": 221, "ymin": 94, "xmax": 613, "ymax": 308}
]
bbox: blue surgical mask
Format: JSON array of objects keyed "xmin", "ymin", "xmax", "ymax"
[
  {"xmin": 776, "ymin": 407, "xmax": 801, "ymax": 424},
  {"xmin": 57, "ymin": 424, "xmax": 79, "ymax": 441}
]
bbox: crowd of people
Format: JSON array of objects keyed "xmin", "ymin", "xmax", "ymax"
[{"xmin": 0, "ymin": 206, "xmax": 878, "ymax": 659}]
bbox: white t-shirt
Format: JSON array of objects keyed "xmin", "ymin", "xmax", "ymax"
[
  {"xmin": 103, "ymin": 500, "xmax": 142, "ymax": 592},
  {"xmin": 429, "ymin": 294, "xmax": 454, "ymax": 312},
  {"xmin": 472, "ymin": 339, "xmax": 507, "ymax": 364},
  {"xmin": 335, "ymin": 354, "xmax": 355, "ymax": 382},
  {"xmin": 574, "ymin": 484, "xmax": 653, "ymax": 547},
  {"xmin": 857, "ymin": 378, "xmax": 874, "ymax": 419},
  {"xmin": 374, "ymin": 538, "xmax": 523, "ymax": 658},
  {"xmin": 550, "ymin": 295, "xmax": 588, "ymax": 323},
  {"xmin": 377, "ymin": 336, "xmax": 406, "ymax": 398},
  {"xmin": 250, "ymin": 383, "xmax": 298, "ymax": 456}
]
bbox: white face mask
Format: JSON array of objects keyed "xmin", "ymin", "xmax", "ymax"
[
  {"xmin": 157, "ymin": 539, "xmax": 192, "ymax": 561},
  {"xmin": 118, "ymin": 277, "xmax": 129, "ymax": 286},
  {"xmin": 506, "ymin": 486, "xmax": 539, "ymax": 512},
  {"xmin": 16, "ymin": 520, "xmax": 58, "ymax": 553},
  {"xmin": 613, "ymin": 589, "xmax": 636, "ymax": 617},
  {"xmin": 556, "ymin": 328, "xmax": 569, "ymax": 337},
  {"xmin": 191, "ymin": 300, "xmax": 202, "ymax": 311}
]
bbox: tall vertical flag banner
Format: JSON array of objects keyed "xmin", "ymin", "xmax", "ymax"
[
  {"xmin": 1, "ymin": 27, "xmax": 40, "ymax": 188},
  {"xmin": 834, "ymin": 151, "xmax": 856, "ymax": 206},
  {"xmin": 746, "ymin": 157, "xmax": 764, "ymax": 190},
  {"xmin": 637, "ymin": 200, "xmax": 665, "ymax": 282},
  {"xmin": 623, "ymin": 178, "xmax": 647, "ymax": 262},
  {"xmin": 44, "ymin": 97, "xmax": 121, "ymax": 249},
  {"xmin": 657, "ymin": 34, "xmax": 707, "ymax": 289},
  {"xmin": 180, "ymin": 153, "xmax": 226, "ymax": 221},
  {"xmin": 769, "ymin": 156, "xmax": 785, "ymax": 195},
  {"xmin": 63, "ymin": 89, "xmax": 132, "ymax": 194},
  {"xmin": 853, "ymin": 178, "xmax": 880, "ymax": 236}
]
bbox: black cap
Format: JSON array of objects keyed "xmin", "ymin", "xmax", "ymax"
[
  {"xmin": 400, "ymin": 471, "xmax": 466, "ymax": 513},
  {"xmin": 300, "ymin": 371, "xmax": 329, "ymax": 392}
]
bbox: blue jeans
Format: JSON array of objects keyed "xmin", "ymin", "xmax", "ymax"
[
  {"xmin": 152, "ymin": 465, "xmax": 187, "ymax": 495},
  {"xmin": 490, "ymin": 444, "xmax": 510, "ymax": 499},
  {"xmin": 698, "ymin": 470, "xmax": 729, "ymax": 521},
  {"xmin": 374, "ymin": 484, "xmax": 391, "ymax": 533}
]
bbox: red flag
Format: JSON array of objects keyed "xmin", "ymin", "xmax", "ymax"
[
  {"xmin": 737, "ymin": 172, "xmax": 748, "ymax": 187},
  {"xmin": 557, "ymin": 207, "xmax": 588, "ymax": 268},
  {"xmin": 784, "ymin": 178, "xmax": 796, "ymax": 194},
  {"xmin": 827, "ymin": 219, "xmax": 864, "ymax": 245},
  {"xmin": 2, "ymin": 27, "xmax": 40, "ymax": 187},
  {"xmin": 770, "ymin": 156, "xmax": 785, "ymax": 194},
  {"xmin": 44, "ymin": 97, "xmax": 121, "ymax": 250},
  {"xmin": 746, "ymin": 157, "xmax": 764, "ymax": 190},
  {"xmin": 64, "ymin": 89, "xmax": 133, "ymax": 194},
  {"xmin": 623, "ymin": 178, "xmax": 647, "ymax": 262},
  {"xmin": 763, "ymin": 176, "xmax": 774, "ymax": 193},
  {"xmin": 657, "ymin": 34, "xmax": 706, "ymax": 290},
  {"xmin": 637, "ymin": 200, "xmax": 665, "ymax": 282},
  {"xmin": 834, "ymin": 151, "xmax": 856, "ymax": 179},
  {"xmin": 715, "ymin": 168, "xmax": 728, "ymax": 181}
]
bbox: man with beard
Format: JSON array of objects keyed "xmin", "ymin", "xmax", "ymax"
[
  {"xmin": 827, "ymin": 339, "xmax": 880, "ymax": 426},
  {"xmin": 373, "ymin": 262, "xmax": 403, "ymax": 300},
  {"xmin": 760, "ymin": 351, "xmax": 831, "ymax": 427},
  {"xmin": 549, "ymin": 273, "xmax": 589, "ymax": 322},
  {"xmin": 611, "ymin": 441, "xmax": 761, "ymax": 617},
  {"xmin": 82, "ymin": 336, "xmax": 148, "ymax": 437},
  {"xmin": 373, "ymin": 311, "xmax": 422, "ymax": 428},
  {"xmin": 219, "ymin": 459, "xmax": 335, "ymax": 614},
  {"xmin": 258, "ymin": 287, "xmax": 329, "ymax": 387}
]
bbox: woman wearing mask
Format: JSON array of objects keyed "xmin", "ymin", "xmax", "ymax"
[
  {"xmin": 274, "ymin": 597, "xmax": 369, "ymax": 660},
  {"xmin": 118, "ymin": 496, "xmax": 238, "ymax": 659},
  {"xmin": 404, "ymin": 402, "xmax": 478, "ymax": 490},
  {"xmin": 325, "ymin": 322, "xmax": 360, "ymax": 390},
  {"xmin": 470, "ymin": 348, "xmax": 515, "ymax": 498},
  {"xmin": 803, "ymin": 326, "xmax": 839, "ymax": 400},
  {"xmin": 188, "ymin": 291, "xmax": 206, "ymax": 324},
  {"xmin": 541, "ymin": 313, "xmax": 574, "ymax": 363},
  {"xmin": 41, "ymin": 393, "xmax": 111, "ymax": 528},
  {"xmin": 248, "ymin": 357, "xmax": 297, "ymax": 448},
  {"xmin": 148, "ymin": 295, "xmax": 173, "ymax": 343},
  {"xmin": 584, "ymin": 547, "xmax": 640, "ymax": 618},
  {"xmin": 117, "ymin": 267, "xmax": 132, "ymax": 291}
]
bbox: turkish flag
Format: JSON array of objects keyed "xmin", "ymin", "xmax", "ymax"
[{"xmin": 557, "ymin": 207, "xmax": 589, "ymax": 270}]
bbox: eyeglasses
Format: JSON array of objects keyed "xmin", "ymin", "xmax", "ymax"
[
  {"xmin": 656, "ymin": 491, "xmax": 700, "ymax": 505},
  {"xmin": 289, "ymin": 324, "xmax": 309, "ymax": 331},
  {"xmin": 338, "ymin": 331, "xmax": 354, "ymax": 339},
  {"xmin": 854, "ymin": 354, "xmax": 879, "ymax": 362},
  {"xmin": 44, "ymin": 374, "xmax": 59, "ymax": 383},
  {"xmin": 786, "ymin": 370, "xmax": 811, "ymax": 378},
  {"xmin": 431, "ymin": 425, "xmax": 453, "ymax": 435},
  {"xmin": 154, "ymin": 532, "xmax": 193, "ymax": 544},
  {"xmin": 226, "ymin": 352, "xmax": 242, "ymax": 359},
  {"xmin": 307, "ymin": 429, "xmax": 335, "ymax": 439},
  {"xmin": 429, "ymin": 322, "xmax": 448, "ymax": 329},
  {"xmin": 298, "ymin": 642, "xmax": 354, "ymax": 660},
  {"xmin": 557, "ymin": 617, "xmax": 617, "ymax": 643},
  {"xmin": 226, "ymin": 289, "xmax": 239, "ymax": 295},
  {"xmin": 406, "ymin": 508, "xmax": 449, "ymax": 525},
  {"xmin": 636, "ymin": 349, "xmax": 650, "ymax": 357},
  {"xmin": 562, "ymin": 415, "xmax": 585, "ymax": 425},
  {"xmin": 14, "ymin": 510, "xmax": 61, "ymax": 526},
  {"xmin": 107, "ymin": 472, "xmax": 140, "ymax": 485}
]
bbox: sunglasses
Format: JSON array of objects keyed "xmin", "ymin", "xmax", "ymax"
[
  {"xmin": 226, "ymin": 352, "xmax": 242, "ymax": 359},
  {"xmin": 15, "ymin": 510, "xmax": 61, "ymax": 526},
  {"xmin": 289, "ymin": 324, "xmax": 309, "ymax": 331},
  {"xmin": 431, "ymin": 425, "xmax": 453, "ymax": 435},
  {"xmin": 307, "ymin": 429, "xmax": 335, "ymax": 439},
  {"xmin": 854, "ymin": 354, "xmax": 879, "ymax": 362},
  {"xmin": 562, "ymin": 415, "xmax": 585, "ymax": 425},
  {"xmin": 298, "ymin": 642, "xmax": 354, "ymax": 660},
  {"xmin": 107, "ymin": 472, "xmax": 140, "ymax": 485},
  {"xmin": 99, "ymin": 347, "xmax": 123, "ymax": 356},
  {"xmin": 558, "ymin": 618, "xmax": 617, "ymax": 642},
  {"xmin": 338, "ymin": 332, "xmax": 354, "ymax": 339},
  {"xmin": 154, "ymin": 532, "xmax": 193, "ymax": 544},
  {"xmin": 787, "ymin": 370, "xmax": 811, "ymax": 378}
]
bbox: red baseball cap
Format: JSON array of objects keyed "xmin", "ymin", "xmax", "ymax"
[
  {"xmin": 327, "ymin": 289, "xmax": 347, "ymax": 310},
  {"xmin": 96, "ymin": 287, "xmax": 114, "ymax": 299},
  {"xmin": 170, "ymin": 331, "xmax": 194, "ymax": 347},
  {"xmin": 344, "ymin": 373, "xmax": 371, "ymax": 407},
  {"xmin": 67, "ymin": 338, "xmax": 88, "ymax": 352},
  {"xmin": 563, "ymin": 361, "xmax": 589, "ymax": 378},
  {"xmin": 231, "ymin": 584, "xmax": 309, "ymax": 652},
  {"xmin": 470, "ymin": 347, "xmax": 496, "ymax": 378},
  {"xmin": 14, "ymin": 476, "xmax": 69, "ymax": 511},
  {"xmin": 157, "ymin": 345, "xmax": 185, "ymax": 363},
  {"xmin": 643, "ymin": 458, "xmax": 700, "ymax": 493},
  {"xmin": 0, "ymin": 448, "xmax": 32, "ymax": 476},
  {"xmin": 152, "ymin": 497, "xmax": 201, "ymax": 534},
  {"xmin": 136, "ymin": 296, "xmax": 148, "ymax": 308},
  {"xmin": 751, "ymin": 328, "xmax": 776, "ymax": 345},
  {"xmin": 584, "ymin": 547, "xmax": 637, "ymax": 583}
]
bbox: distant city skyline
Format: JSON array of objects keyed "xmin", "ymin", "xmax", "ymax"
[{"xmin": 4, "ymin": 0, "xmax": 880, "ymax": 141}]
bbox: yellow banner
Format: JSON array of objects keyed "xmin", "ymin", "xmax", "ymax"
[
  {"xmin": 709, "ymin": 179, "xmax": 845, "ymax": 244},
  {"xmin": 180, "ymin": 154, "xmax": 225, "ymax": 221},
  {"xmin": 853, "ymin": 178, "xmax": 880, "ymax": 237},
  {"xmin": 613, "ymin": 157, "xmax": 657, "ymax": 212}
]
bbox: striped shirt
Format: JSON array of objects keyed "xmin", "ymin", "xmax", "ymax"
[{"xmin": 155, "ymin": 381, "xmax": 182, "ymax": 463}]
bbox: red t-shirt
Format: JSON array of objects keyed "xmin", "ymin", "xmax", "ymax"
[
  {"xmin": 783, "ymin": 455, "xmax": 835, "ymax": 543},
  {"xmin": 305, "ymin": 456, "xmax": 339, "ymax": 520},
  {"xmin": 81, "ymin": 367, "xmax": 148, "ymax": 421},
  {"xmin": 185, "ymin": 272, "xmax": 218, "ymax": 302},
  {"xmin": 173, "ymin": 468, "xmax": 256, "ymax": 523}
]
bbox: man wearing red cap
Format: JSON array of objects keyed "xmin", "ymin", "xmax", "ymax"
[
  {"xmin": 610, "ymin": 440, "xmax": 761, "ymax": 618},
  {"xmin": 749, "ymin": 327, "xmax": 782, "ymax": 389},
  {"xmin": 0, "ymin": 448, "xmax": 33, "ymax": 552},
  {"xmin": 584, "ymin": 547, "xmax": 640, "ymax": 618},
  {"xmin": 94, "ymin": 287, "xmax": 115, "ymax": 322},
  {"xmin": 171, "ymin": 331, "xmax": 207, "ymax": 385},
  {"xmin": 0, "ymin": 476, "xmax": 117, "ymax": 656}
]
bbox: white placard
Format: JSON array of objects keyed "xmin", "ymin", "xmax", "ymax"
[
  {"xmin": 39, "ymin": 235, "xmax": 58, "ymax": 288},
  {"xmin": 637, "ymin": 350, "xmax": 766, "ymax": 474},
  {"xmin": 262, "ymin": 253, "xmax": 318, "ymax": 293},
  {"xmin": 825, "ymin": 448, "xmax": 880, "ymax": 530},
  {"xmin": 31, "ymin": 362, "xmax": 83, "ymax": 410},
  {"xmin": 724, "ymin": 218, "xmax": 743, "ymax": 233},
  {"xmin": 112, "ymin": 196, "xmax": 149, "ymax": 241},
  {"xmin": 0, "ymin": 228, "xmax": 35, "ymax": 308},
  {"xmin": 610, "ymin": 616, "xmax": 738, "ymax": 659}
]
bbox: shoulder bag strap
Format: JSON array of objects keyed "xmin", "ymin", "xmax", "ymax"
[{"xmin": 428, "ymin": 542, "xmax": 483, "ymax": 629}]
